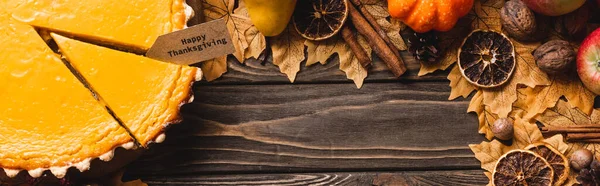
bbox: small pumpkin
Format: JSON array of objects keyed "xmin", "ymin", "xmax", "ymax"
[{"xmin": 388, "ymin": 0, "xmax": 474, "ymax": 33}]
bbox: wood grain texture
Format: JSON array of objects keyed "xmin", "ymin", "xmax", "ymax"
[
  {"xmin": 136, "ymin": 170, "xmax": 488, "ymax": 185},
  {"xmin": 125, "ymin": 82, "xmax": 484, "ymax": 177}
]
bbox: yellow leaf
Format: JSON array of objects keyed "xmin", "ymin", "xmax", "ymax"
[
  {"xmin": 305, "ymin": 36, "xmax": 346, "ymax": 66},
  {"xmin": 470, "ymin": 116, "xmax": 559, "ymax": 185},
  {"xmin": 235, "ymin": 0, "xmax": 266, "ymax": 60},
  {"xmin": 336, "ymin": 35, "xmax": 370, "ymax": 88},
  {"xmin": 271, "ymin": 24, "xmax": 306, "ymax": 82},
  {"xmin": 202, "ymin": 0, "xmax": 250, "ymax": 62},
  {"xmin": 470, "ymin": 89, "xmax": 529, "ymax": 140},
  {"xmin": 200, "ymin": 56, "xmax": 228, "ymax": 81},
  {"xmin": 521, "ymin": 75, "xmax": 596, "ymax": 120},
  {"xmin": 469, "ymin": 0, "xmax": 503, "ymax": 31},
  {"xmin": 448, "ymin": 64, "xmax": 477, "ymax": 100}
]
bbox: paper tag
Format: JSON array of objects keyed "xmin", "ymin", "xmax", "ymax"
[{"xmin": 146, "ymin": 19, "xmax": 235, "ymax": 65}]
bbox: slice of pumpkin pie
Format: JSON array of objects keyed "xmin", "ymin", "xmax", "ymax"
[
  {"xmin": 52, "ymin": 33, "xmax": 199, "ymax": 146},
  {"xmin": 0, "ymin": 18, "xmax": 134, "ymax": 178},
  {"xmin": 12, "ymin": 0, "xmax": 190, "ymax": 51}
]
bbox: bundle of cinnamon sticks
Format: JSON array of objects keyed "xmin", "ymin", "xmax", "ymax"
[
  {"xmin": 540, "ymin": 125, "xmax": 600, "ymax": 143},
  {"xmin": 341, "ymin": 0, "xmax": 406, "ymax": 77}
]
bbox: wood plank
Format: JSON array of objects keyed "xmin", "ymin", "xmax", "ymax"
[
  {"xmin": 133, "ymin": 170, "xmax": 488, "ymax": 185},
  {"xmin": 125, "ymin": 82, "xmax": 484, "ymax": 176}
]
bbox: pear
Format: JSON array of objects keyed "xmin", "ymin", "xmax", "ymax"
[{"xmin": 244, "ymin": 0, "xmax": 297, "ymax": 36}]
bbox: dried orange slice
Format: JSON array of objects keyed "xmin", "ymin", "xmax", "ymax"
[
  {"xmin": 293, "ymin": 0, "xmax": 348, "ymax": 41},
  {"xmin": 526, "ymin": 143, "xmax": 570, "ymax": 186},
  {"xmin": 458, "ymin": 30, "xmax": 516, "ymax": 88},
  {"xmin": 493, "ymin": 149, "xmax": 554, "ymax": 186}
]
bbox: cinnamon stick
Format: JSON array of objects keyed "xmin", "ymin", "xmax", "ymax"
[
  {"xmin": 540, "ymin": 126, "xmax": 600, "ymax": 134},
  {"xmin": 347, "ymin": 3, "xmax": 406, "ymax": 77},
  {"xmin": 341, "ymin": 26, "xmax": 372, "ymax": 68},
  {"xmin": 567, "ymin": 138, "xmax": 600, "ymax": 143},
  {"xmin": 567, "ymin": 133, "xmax": 600, "ymax": 141},
  {"xmin": 349, "ymin": 0, "xmax": 401, "ymax": 60}
]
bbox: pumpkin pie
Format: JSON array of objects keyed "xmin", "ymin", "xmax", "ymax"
[
  {"xmin": 1, "ymin": 0, "xmax": 198, "ymax": 179},
  {"xmin": 11, "ymin": 0, "xmax": 190, "ymax": 51},
  {"xmin": 0, "ymin": 16, "xmax": 134, "ymax": 178},
  {"xmin": 52, "ymin": 33, "xmax": 199, "ymax": 146}
]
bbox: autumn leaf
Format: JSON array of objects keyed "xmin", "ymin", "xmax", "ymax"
[
  {"xmin": 202, "ymin": 0, "xmax": 250, "ymax": 62},
  {"xmin": 521, "ymin": 75, "xmax": 596, "ymax": 120},
  {"xmin": 305, "ymin": 36, "xmax": 346, "ymax": 66},
  {"xmin": 200, "ymin": 56, "xmax": 228, "ymax": 81},
  {"xmin": 470, "ymin": 116, "xmax": 567, "ymax": 185},
  {"xmin": 336, "ymin": 35, "xmax": 371, "ymax": 88},
  {"xmin": 448, "ymin": 64, "xmax": 477, "ymax": 100},
  {"xmin": 234, "ymin": 0, "xmax": 266, "ymax": 60},
  {"xmin": 358, "ymin": 0, "xmax": 407, "ymax": 51},
  {"xmin": 271, "ymin": 24, "xmax": 306, "ymax": 82},
  {"xmin": 469, "ymin": 88, "xmax": 528, "ymax": 140}
]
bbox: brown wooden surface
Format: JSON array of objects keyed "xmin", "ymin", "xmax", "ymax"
[{"xmin": 122, "ymin": 0, "xmax": 488, "ymax": 184}]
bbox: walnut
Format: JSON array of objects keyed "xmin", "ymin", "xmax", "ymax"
[
  {"xmin": 500, "ymin": 0, "xmax": 537, "ymax": 41},
  {"xmin": 533, "ymin": 40, "xmax": 576, "ymax": 75}
]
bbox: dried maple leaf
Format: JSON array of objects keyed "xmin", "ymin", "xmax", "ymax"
[
  {"xmin": 305, "ymin": 36, "xmax": 346, "ymax": 66},
  {"xmin": 336, "ymin": 35, "xmax": 371, "ymax": 88},
  {"xmin": 201, "ymin": 56, "xmax": 228, "ymax": 81},
  {"xmin": 234, "ymin": 0, "xmax": 266, "ymax": 60},
  {"xmin": 448, "ymin": 64, "xmax": 477, "ymax": 100},
  {"xmin": 202, "ymin": 0, "xmax": 250, "ymax": 62},
  {"xmin": 469, "ymin": 88, "xmax": 529, "ymax": 140},
  {"xmin": 521, "ymin": 75, "xmax": 596, "ymax": 120},
  {"xmin": 358, "ymin": 0, "xmax": 407, "ymax": 51},
  {"xmin": 271, "ymin": 24, "xmax": 306, "ymax": 82},
  {"xmin": 470, "ymin": 116, "xmax": 567, "ymax": 185}
]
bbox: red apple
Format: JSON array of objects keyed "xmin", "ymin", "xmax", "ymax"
[
  {"xmin": 522, "ymin": 0, "xmax": 585, "ymax": 16},
  {"xmin": 577, "ymin": 28, "xmax": 600, "ymax": 95}
]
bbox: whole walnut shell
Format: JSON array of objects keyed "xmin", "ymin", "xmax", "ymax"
[
  {"xmin": 533, "ymin": 40, "xmax": 576, "ymax": 75},
  {"xmin": 500, "ymin": 0, "xmax": 537, "ymax": 41}
]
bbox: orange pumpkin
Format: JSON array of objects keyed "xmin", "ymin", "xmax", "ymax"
[{"xmin": 388, "ymin": 0, "xmax": 474, "ymax": 33}]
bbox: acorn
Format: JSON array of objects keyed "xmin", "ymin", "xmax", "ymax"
[
  {"xmin": 491, "ymin": 118, "xmax": 514, "ymax": 140},
  {"xmin": 571, "ymin": 149, "xmax": 594, "ymax": 171}
]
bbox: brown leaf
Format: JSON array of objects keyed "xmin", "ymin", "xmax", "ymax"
[
  {"xmin": 521, "ymin": 75, "xmax": 596, "ymax": 120},
  {"xmin": 235, "ymin": 0, "xmax": 266, "ymax": 60},
  {"xmin": 106, "ymin": 170, "xmax": 148, "ymax": 186},
  {"xmin": 305, "ymin": 36, "xmax": 346, "ymax": 66},
  {"xmin": 470, "ymin": 116, "xmax": 564, "ymax": 185},
  {"xmin": 470, "ymin": 88, "xmax": 529, "ymax": 140},
  {"xmin": 358, "ymin": 0, "xmax": 407, "ymax": 51},
  {"xmin": 200, "ymin": 56, "xmax": 228, "ymax": 81},
  {"xmin": 448, "ymin": 64, "xmax": 477, "ymax": 100},
  {"xmin": 336, "ymin": 35, "xmax": 371, "ymax": 88},
  {"xmin": 271, "ymin": 24, "xmax": 306, "ymax": 82},
  {"xmin": 202, "ymin": 0, "xmax": 250, "ymax": 62}
]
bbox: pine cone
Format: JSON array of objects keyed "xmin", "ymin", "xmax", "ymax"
[
  {"xmin": 408, "ymin": 31, "xmax": 440, "ymax": 63},
  {"xmin": 577, "ymin": 160, "xmax": 600, "ymax": 186}
]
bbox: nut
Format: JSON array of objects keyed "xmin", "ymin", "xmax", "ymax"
[
  {"xmin": 533, "ymin": 40, "xmax": 576, "ymax": 75},
  {"xmin": 491, "ymin": 118, "xmax": 514, "ymax": 140},
  {"xmin": 571, "ymin": 149, "xmax": 594, "ymax": 171},
  {"xmin": 500, "ymin": 0, "xmax": 537, "ymax": 41}
]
